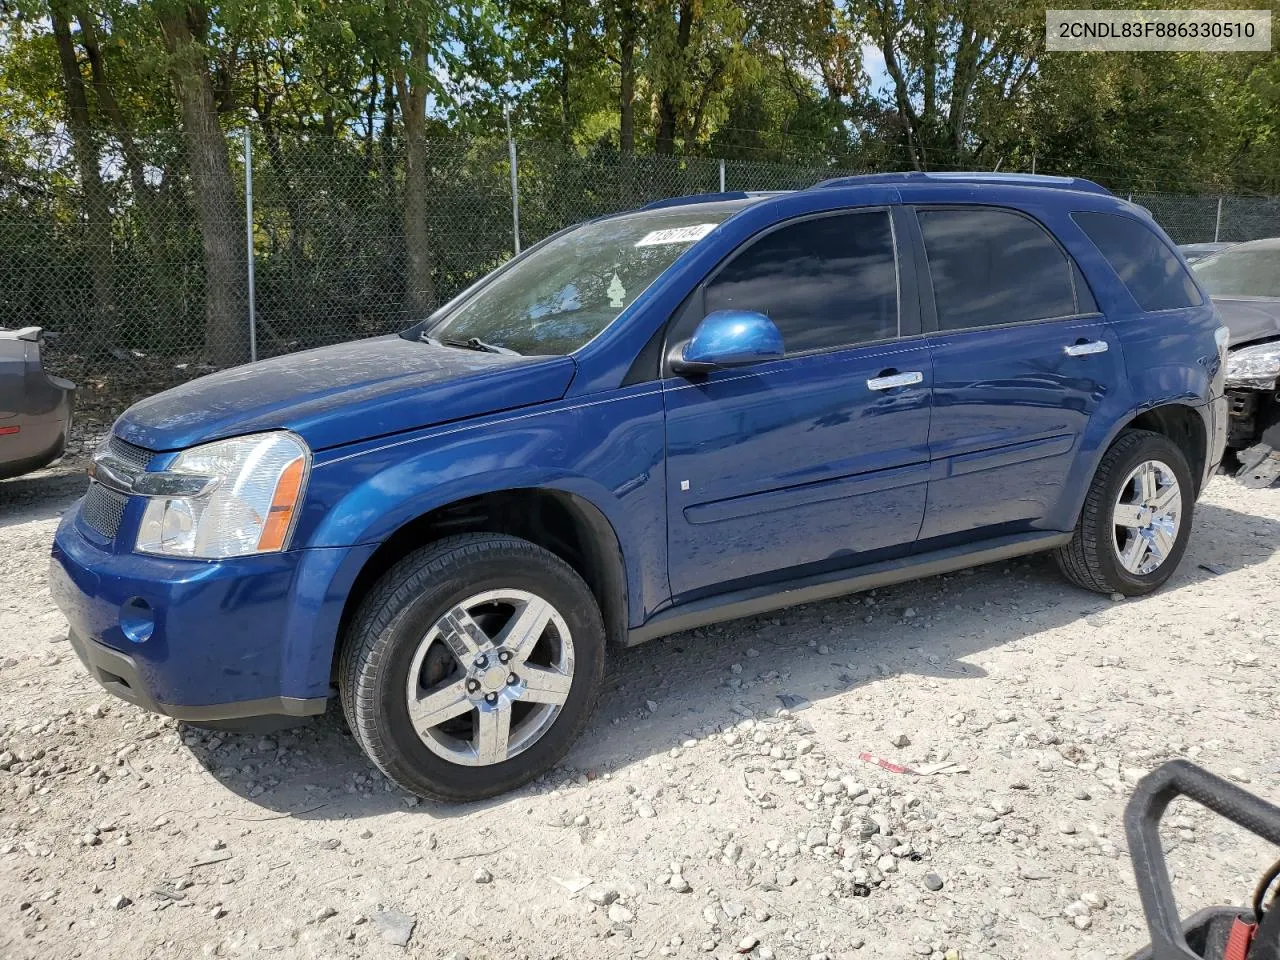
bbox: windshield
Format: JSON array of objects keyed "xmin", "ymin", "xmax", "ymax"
[
  {"xmin": 423, "ymin": 205, "xmax": 742, "ymax": 355},
  {"xmin": 1192, "ymin": 246, "xmax": 1280, "ymax": 298}
]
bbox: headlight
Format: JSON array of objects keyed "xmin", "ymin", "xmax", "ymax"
[
  {"xmin": 1225, "ymin": 342, "xmax": 1280, "ymax": 391},
  {"xmin": 135, "ymin": 431, "xmax": 309, "ymax": 558}
]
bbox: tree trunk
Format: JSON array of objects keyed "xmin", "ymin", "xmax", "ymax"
[
  {"xmin": 51, "ymin": 2, "xmax": 115, "ymax": 340},
  {"xmin": 558, "ymin": 0, "xmax": 572, "ymax": 143},
  {"xmin": 619, "ymin": 40, "xmax": 635, "ymax": 153},
  {"xmin": 159, "ymin": 3, "xmax": 248, "ymax": 367},
  {"xmin": 654, "ymin": 0, "xmax": 693, "ymax": 156},
  {"xmin": 394, "ymin": 59, "xmax": 435, "ymax": 319},
  {"xmin": 872, "ymin": 0, "xmax": 924, "ymax": 170},
  {"xmin": 655, "ymin": 92, "xmax": 678, "ymax": 155},
  {"xmin": 609, "ymin": 0, "xmax": 638, "ymax": 153},
  {"xmin": 77, "ymin": 11, "xmax": 148, "ymax": 209}
]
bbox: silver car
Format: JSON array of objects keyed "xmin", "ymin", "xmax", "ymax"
[
  {"xmin": 1192, "ymin": 238, "xmax": 1280, "ymax": 486},
  {"xmin": 0, "ymin": 327, "xmax": 75, "ymax": 480}
]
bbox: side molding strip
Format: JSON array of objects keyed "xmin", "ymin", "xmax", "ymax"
[{"xmin": 626, "ymin": 530, "xmax": 1072, "ymax": 645}]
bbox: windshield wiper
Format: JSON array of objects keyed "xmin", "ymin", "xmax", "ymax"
[{"xmin": 421, "ymin": 333, "xmax": 521, "ymax": 356}]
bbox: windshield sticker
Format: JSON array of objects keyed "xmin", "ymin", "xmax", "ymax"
[
  {"xmin": 635, "ymin": 224, "xmax": 717, "ymax": 247},
  {"xmin": 607, "ymin": 274, "xmax": 626, "ymax": 308}
]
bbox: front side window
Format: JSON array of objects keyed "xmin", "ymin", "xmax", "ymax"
[
  {"xmin": 1192, "ymin": 245, "xmax": 1280, "ymax": 299},
  {"xmin": 917, "ymin": 207, "xmax": 1078, "ymax": 331},
  {"xmin": 704, "ymin": 210, "xmax": 899, "ymax": 354},
  {"xmin": 1073, "ymin": 210, "xmax": 1202, "ymax": 311},
  {"xmin": 426, "ymin": 205, "xmax": 742, "ymax": 355}
]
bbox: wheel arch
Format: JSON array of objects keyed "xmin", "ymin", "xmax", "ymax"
[
  {"xmin": 330, "ymin": 486, "xmax": 630, "ymax": 682},
  {"xmin": 1063, "ymin": 400, "xmax": 1210, "ymax": 532},
  {"xmin": 1115, "ymin": 402, "xmax": 1209, "ymax": 494}
]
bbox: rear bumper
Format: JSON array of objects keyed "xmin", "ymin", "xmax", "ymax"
[
  {"xmin": 1205, "ymin": 393, "xmax": 1229, "ymax": 485},
  {"xmin": 0, "ymin": 408, "xmax": 72, "ymax": 480},
  {"xmin": 66, "ymin": 629, "xmax": 326, "ymax": 721}
]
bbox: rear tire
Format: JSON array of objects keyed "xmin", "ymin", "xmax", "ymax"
[
  {"xmin": 339, "ymin": 534, "xmax": 606, "ymax": 802},
  {"xmin": 1055, "ymin": 430, "xmax": 1194, "ymax": 596}
]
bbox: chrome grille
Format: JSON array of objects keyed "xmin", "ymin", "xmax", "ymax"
[
  {"xmin": 106, "ymin": 436, "xmax": 153, "ymax": 472},
  {"xmin": 81, "ymin": 483, "xmax": 129, "ymax": 540}
]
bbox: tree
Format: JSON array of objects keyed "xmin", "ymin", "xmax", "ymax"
[
  {"xmin": 860, "ymin": 0, "xmax": 1040, "ymax": 169},
  {"xmin": 49, "ymin": 0, "xmax": 116, "ymax": 337},
  {"xmin": 330, "ymin": 0, "xmax": 502, "ymax": 318},
  {"xmin": 603, "ymin": 0, "xmax": 643, "ymax": 151},
  {"xmin": 508, "ymin": 0, "xmax": 604, "ymax": 144},
  {"xmin": 156, "ymin": 0, "xmax": 248, "ymax": 366},
  {"xmin": 647, "ymin": 0, "xmax": 757, "ymax": 155}
]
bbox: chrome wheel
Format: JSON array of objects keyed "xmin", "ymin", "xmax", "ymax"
[
  {"xmin": 1112, "ymin": 459, "xmax": 1182, "ymax": 576},
  {"xmin": 405, "ymin": 589, "xmax": 574, "ymax": 767}
]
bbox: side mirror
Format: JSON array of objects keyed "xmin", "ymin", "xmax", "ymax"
[{"xmin": 671, "ymin": 310, "xmax": 785, "ymax": 375}]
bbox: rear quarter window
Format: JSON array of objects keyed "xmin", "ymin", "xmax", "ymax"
[{"xmin": 1072, "ymin": 211, "xmax": 1202, "ymax": 311}]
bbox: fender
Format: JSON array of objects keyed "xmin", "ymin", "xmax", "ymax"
[
  {"xmin": 1048, "ymin": 299, "xmax": 1221, "ymax": 531},
  {"xmin": 1054, "ymin": 397, "xmax": 1212, "ymax": 535},
  {"xmin": 294, "ymin": 385, "xmax": 670, "ymax": 630}
]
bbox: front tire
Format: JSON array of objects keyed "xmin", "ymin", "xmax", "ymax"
[
  {"xmin": 1055, "ymin": 429, "xmax": 1195, "ymax": 596},
  {"xmin": 339, "ymin": 534, "xmax": 606, "ymax": 802}
]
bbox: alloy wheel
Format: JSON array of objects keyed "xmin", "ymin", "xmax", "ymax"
[
  {"xmin": 404, "ymin": 589, "xmax": 574, "ymax": 766},
  {"xmin": 1112, "ymin": 459, "xmax": 1182, "ymax": 576}
]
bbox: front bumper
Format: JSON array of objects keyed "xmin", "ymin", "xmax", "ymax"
[
  {"xmin": 66, "ymin": 629, "xmax": 325, "ymax": 721},
  {"xmin": 49, "ymin": 505, "xmax": 374, "ymax": 720}
]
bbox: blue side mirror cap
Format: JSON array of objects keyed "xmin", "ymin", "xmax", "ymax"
[{"xmin": 674, "ymin": 310, "xmax": 785, "ymax": 374}]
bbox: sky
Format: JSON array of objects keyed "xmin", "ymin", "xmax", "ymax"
[{"xmin": 862, "ymin": 41, "xmax": 892, "ymax": 97}]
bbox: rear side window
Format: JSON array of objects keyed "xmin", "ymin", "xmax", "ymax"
[
  {"xmin": 704, "ymin": 210, "xmax": 898, "ymax": 354},
  {"xmin": 1073, "ymin": 211, "xmax": 1202, "ymax": 311},
  {"xmin": 917, "ymin": 208, "xmax": 1078, "ymax": 331}
]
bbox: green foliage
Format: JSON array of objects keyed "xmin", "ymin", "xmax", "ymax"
[{"xmin": 1, "ymin": 0, "xmax": 1277, "ymax": 368}]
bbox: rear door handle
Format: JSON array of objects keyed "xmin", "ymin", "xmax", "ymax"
[
  {"xmin": 866, "ymin": 371, "xmax": 924, "ymax": 391},
  {"xmin": 1064, "ymin": 340, "xmax": 1109, "ymax": 357}
]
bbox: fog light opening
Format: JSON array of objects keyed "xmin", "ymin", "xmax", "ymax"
[{"xmin": 119, "ymin": 597, "xmax": 155, "ymax": 644}]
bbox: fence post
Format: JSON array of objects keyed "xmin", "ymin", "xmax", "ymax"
[
  {"xmin": 505, "ymin": 106, "xmax": 521, "ymax": 255},
  {"xmin": 1030, "ymin": 154, "xmax": 1036, "ymax": 175},
  {"xmin": 719, "ymin": 158, "xmax": 726, "ymax": 192},
  {"xmin": 1214, "ymin": 196, "xmax": 1223, "ymax": 243},
  {"xmin": 243, "ymin": 129, "xmax": 258, "ymax": 363}
]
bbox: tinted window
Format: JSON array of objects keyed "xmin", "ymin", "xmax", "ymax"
[
  {"xmin": 918, "ymin": 208, "xmax": 1077, "ymax": 330},
  {"xmin": 705, "ymin": 211, "xmax": 898, "ymax": 353},
  {"xmin": 1192, "ymin": 246, "xmax": 1280, "ymax": 298},
  {"xmin": 1073, "ymin": 211, "xmax": 1202, "ymax": 311}
]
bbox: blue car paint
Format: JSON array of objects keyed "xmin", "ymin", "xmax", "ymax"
[
  {"xmin": 664, "ymin": 339, "xmax": 934, "ymax": 598},
  {"xmin": 114, "ymin": 336, "xmax": 578, "ymax": 452},
  {"xmin": 50, "ymin": 517, "xmax": 372, "ymax": 704},
  {"xmin": 681, "ymin": 310, "xmax": 786, "ymax": 368},
  {"xmin": 49, "ymin": 175, "xmax": 1226, "ymax": 717},
  {"xmin": 301, "ymin": 383, "xmax": 670, "ymax": 625}
]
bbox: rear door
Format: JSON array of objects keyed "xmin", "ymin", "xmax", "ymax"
[
  {"xmin": 663, "ymin": 207, "xmax": 934, "ymax": 598},
  {"xmin": 909, "ymin": 205, "xmax": 1126, "ymax": 544}
]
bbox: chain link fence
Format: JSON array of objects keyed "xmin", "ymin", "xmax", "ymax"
[{"xmin": 3, "ymin": 127, "xmax": 1280, "ymax": 416}]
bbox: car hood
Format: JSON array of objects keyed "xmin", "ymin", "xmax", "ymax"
[
  {"xmin": 1215, "ymin": 297, "xmax": 1280, "ymax": 348},
  {"xmin": 114, "ymin": 335, "xmax": 577, "ymax": 452}
]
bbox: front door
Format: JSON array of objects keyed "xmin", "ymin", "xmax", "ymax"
[
  {"xmin": 663, "ymin": 208, "xmax": 934, "ymax": 599},
  {"xmin": 909, "ymin": 205, "xmax": 1126, "ymax": 543}
]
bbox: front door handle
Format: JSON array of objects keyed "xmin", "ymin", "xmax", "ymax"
[
  {"xmin": 1064, "ymin": 340, "xmax": 1109, "ymax": 357},
  {"xmin": 866, "ymin": 371, "xmax": 924, "ymax": 391}
]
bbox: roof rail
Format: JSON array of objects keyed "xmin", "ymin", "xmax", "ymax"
[
  {"xmin": 640, "ymin": 191, "xmax": 784, "ymax": 211},
  {"xmin": 812, "ymin": 171, "xmax": 1113, "ymax": 197}
]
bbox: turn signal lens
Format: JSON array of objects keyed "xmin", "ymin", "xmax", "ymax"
[{"xmin": 257, "ymin": 456, "xmax": 305, "ymax": 552}]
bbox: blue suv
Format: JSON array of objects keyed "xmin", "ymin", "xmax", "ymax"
[{"xmin": 50, "ymin": 173, "xmax": 1228, "ymax": 801}]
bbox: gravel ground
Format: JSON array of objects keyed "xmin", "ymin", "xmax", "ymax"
[{"xmin": 1, "ymin": 460, "xmax": 1278, "ymax": 960}]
